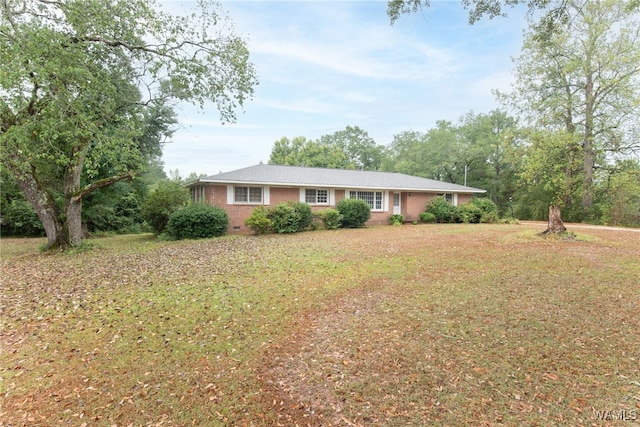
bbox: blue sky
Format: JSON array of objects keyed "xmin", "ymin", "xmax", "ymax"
[{"xmin": 161, "ymin": 1, "xmax": 528, "ymax": 177}]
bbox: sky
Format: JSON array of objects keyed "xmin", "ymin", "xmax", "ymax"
[{"xmin": 160, "ymin": 1, "xmax": 528, "ymax": 178}]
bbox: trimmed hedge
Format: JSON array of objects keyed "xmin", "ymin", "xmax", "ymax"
[
  {"xmin": 337, "ymin": 198, "xmax": 371, "ymax": 228},
  {"xmin": 425, "ymin": 196, "xmax": 458, "ymax": 223},
  {"xmin": 315, "ymin": 208, "xmax": 341, "ymax": 230},
  {"xmin": 166, "ymin": 203, "xmax": 229, "ymax": 239}
]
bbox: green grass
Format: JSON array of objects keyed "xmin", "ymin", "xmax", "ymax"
[{"xmin": 1, "ymin": 224, "xmax": 639, "ymax": 426}]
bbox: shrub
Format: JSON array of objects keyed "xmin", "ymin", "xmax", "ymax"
[
  {"xmin": 315, "ymin": 208, "xmax": 341, "ymax": 230},
  {"xmin": 292, "ymin": 202, "xmax": 314, "ymax": 230},
  {"xmin": 425, "ymin": 196, "xmax": 458, "ymax": 223},
  {"xmin": 471, "ymin": 197, "xmax": 498, "ymax": 215},
  {"xmin": 419, "ymin": 212, "xmax": 437, "ymax": 223},
  {"xmin": 481, "ymin": 211, "xmax": 500, "ymax": 224},
  {"xmin": 458, "ymin": 203, "xmax": 483, "ymax": 223},
  {"xmin": 166, "ymin": 203, "xmax": 229, "ymax": 240},
  {"xmin": 470, "ymin": 197, "xmax": 500, "ymax": 223},
  {"xmin": 142, "ymin": 181, "xmax": 189, "ymax": 234},
  {"xmin": 336, "ymin": 198, "xmax": 371, "ymax": 228},
  {"xmin": 245, "ymin": 206, "xmax": 273, "ymax": 235},
  {"xmin": 389, "ymin": 214, "xmax": 404, "ymax": 225},
  {"xmin": 267, "ymin": 201, "xmax": 313, "ymax": 234},
  {"xmin": 1, "ymin": 199, "xmax": 44, "ymax": 236}
]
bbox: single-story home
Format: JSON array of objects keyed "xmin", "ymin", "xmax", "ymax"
[{"xmin": 186, "ymin": 164, "xmax": 486, "ymax": 233}]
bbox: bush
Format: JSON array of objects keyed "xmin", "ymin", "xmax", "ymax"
[
  {"xmin": 166, "ymin": 203, "xmax": 229, "ymax": 240},
  {"xmin": 245, "ymin": 206, "xmax": 273, "ymax": 235},
  {"xmin": 481, "ymin": 211, "xmax": 500, "ymax": 224},
  {"xmin": 336, "ymin": 198, "xmax": 371, "ymax": 228},
  {"xmin": 267, "ymin": 201, "xmax": 313, "ymax": 234},
  {"xmin": 1, "ymin": 199, "xmax": 44, "ymax": 236},
  {"xmin": 389, "ymin": 214, "xmax": 404, "ymax": 225},
  {"xmin": 458, "ymin": 203, "xmax": 483, "ymax": 223},
  {"xmin": 471, "ymin": 197, "xmax": 498, "ymax": 215},
  {"xmin": 419, "ymin": 212, "xmax": 437, "ymax": 223},
  {"xmin": 315, "ymin": 208, "xmax": 341, "ymax": 230},
  {"xmin": 470, "ymin": 197, "xmax": 500, "ymax": 223},
  {"xmin": 142, "ymin": 181, "xmax": 189, "ymax": 234},
  {"xmin": 425, "ymin": 196, "xmax": 459, "ymax": 223}
]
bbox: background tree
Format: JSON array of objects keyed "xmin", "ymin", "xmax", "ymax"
[
  {"xmin": 318, "ymin": 126, "xmax": 385, "ymax": 170},
  {"xmin": 268, "ymin": 136, "xmax": 352, "ymax": 169},
  {"xmin": 502, "ymin": 0, "xmax": 640, "ymax": 221},
  {"xmin": 0, "ymin": 0, "xmax": 257, "ymax": 249}
]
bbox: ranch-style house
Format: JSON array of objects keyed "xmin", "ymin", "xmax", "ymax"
[{"xmin": 186, "ymin": 164, "xmax": 486, "ymax": 233}]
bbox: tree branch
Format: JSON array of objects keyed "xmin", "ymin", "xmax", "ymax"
[{"xmin": 71, "ymin": 170, "xmax": 135, "ymax": 202}]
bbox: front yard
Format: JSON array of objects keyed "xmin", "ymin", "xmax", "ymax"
[{"xmin": 1, "ymin": 223, "xmax": 638, "ymax": 425}]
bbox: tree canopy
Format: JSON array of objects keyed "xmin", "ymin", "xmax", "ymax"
[
  {"xmin": 268, "ymin": 126, "xmax": 385, "ymax": 171},
  {"xmin": 501, "ymin": 0, "xmax": 640, "ymax": 219},
  {"xmin": 1, "ymin": 0, "xmax": 257, "ymax": 249}
]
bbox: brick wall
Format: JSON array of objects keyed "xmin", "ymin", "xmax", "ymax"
[{"xmin": 202, "ymin": 183, "xmax": 480, "ymax": 233}]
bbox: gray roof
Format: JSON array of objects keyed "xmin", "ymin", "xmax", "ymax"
[{"xmin": 192, "ymin": 164, "xmax": 485, "ymax": 194}]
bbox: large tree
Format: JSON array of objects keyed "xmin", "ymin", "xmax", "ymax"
[
  {"xmin": 0, "ymin": 0, "xmax": 257, "ymax": 249},
  {"xmin": 502, "ymin": 0, "xmax": 640, "ymax": 219}
]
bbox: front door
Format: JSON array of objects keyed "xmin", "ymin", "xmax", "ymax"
[{"xmin": 393, "ymin": 193, "xmax": 401, "ymax": 215}]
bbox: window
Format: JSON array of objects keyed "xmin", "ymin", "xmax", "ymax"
[
  {"xmin": 349, "ymin": 190, "xmax": 383, "ymax": 211},
  {"xmin": 191, "ymin": 185, "xmax": 205, "ymax": 203},
  {"xmin": 234, "ymin": 186, "xmax": 263, "ymax": 203},
  {"xmin": 439, "ymin": 193, "xmax": 458, "ymax": 206},
  {"xmin": 305, "ymin": 189, "xmax": 328, "ymax": 205}
]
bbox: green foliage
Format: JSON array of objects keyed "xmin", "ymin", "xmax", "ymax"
[
  {"xmin": 0, "ymin": 0, "xmax": 257, "ymax": 249},
  {"xmin": 142, "ymin": 181, "xmax": 189, "ymax": 234},
  {"xmin": 166, "ymin": 203, "xmax": 229, "ymax": 240},
  {"xmin": 314, "ymin": 209, "xmax": 342, "ymax": 230},
  {"xmin": 480, "ymin": 211, "xmax": 501, "ymax": 224},
  {"xmin": 471, "ymin": 197, "xmax": 500, "ymax": 223},
  {"xmin": 419, "ymin": 212, "xmax": 437, "ymax": 223},
  {"xmin": 425, "ymin": 196, "xmax": 459, "ymax": 223},
  {"xmin": 471, "ymin": 197, "xmax": 498, "ymax": 215},
  {"xmin": 267, "ymin": 202, "xmax": 313, "ymax": 234},
  {"xmin": 389, "ymin": 214, "xmax": 404, "ymax": 225},
  {"xmin": 83, "ymin": 182, "xmax": 144, "ymax": 233},
  {"xmin": 457, "ymin": 203, "xmax": 483, "ymax": 224},
  {"xmin": 599, "ymin": 160, "xmax": 640, "ymax": 227},
  {"xmin": 1, "ymin": 199, "xmax": 44, "ymax": 237},
  {"xmin": 336, "ymin": 198, "xmax": 371, "ymax": 228},
  {"xmin": 245, "ymin": 206, "xmax": 273, "ymax": 235},
  {"xmin": 269, "ymin": 126, "xmax": 385, "ymax": 171}
]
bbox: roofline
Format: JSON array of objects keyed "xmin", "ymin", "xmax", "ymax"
[{"xmin": 189, "ymin": 179, "xmax": 486, "ymax": 194}]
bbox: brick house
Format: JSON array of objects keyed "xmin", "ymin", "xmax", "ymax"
[{"xmin": 186, "ymin": 164, "xmax": 486, "ymax": 233}]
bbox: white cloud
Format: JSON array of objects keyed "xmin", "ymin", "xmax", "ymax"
[{"xmin": 158, "ymin": 0, "xmax": 528, "ymax": 177}]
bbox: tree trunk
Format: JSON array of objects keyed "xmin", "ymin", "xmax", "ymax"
[
  {"xmin": 13, "ymin": 168, "xmax": 66, "ymax": 249},
  {"xmin": 540, "ymin": 205, "xmax": 567, "ymax": 235}
]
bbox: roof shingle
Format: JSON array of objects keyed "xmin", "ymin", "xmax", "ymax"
[{"xmin": 193, "ymin": 164, "xmax": 485, "ymax": 194}]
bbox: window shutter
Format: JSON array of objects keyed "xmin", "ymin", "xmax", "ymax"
[
  {"xmin": 227, "ymin": 185, "xmax": 234, "ymax": 204},
  {"xmin": 383, "ymin": 191, "xmax": 389, "ymax": 212},
  {"xmin": 453, "ymin": 194, "xmax": 458, "ymax": 206},
  {"xmin": 300, "ymin": 188, "xmax": 305, "ymax": 202},
  {"xmin": 329, "ymin": 189, "xmax": 335, "ymax": 206},
  {"xmin": 264, "ymin": 187, "xmax": 270, "ymax": 205}
]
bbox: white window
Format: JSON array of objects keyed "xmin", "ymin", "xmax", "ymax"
[
  {"xmin": 439, "ymin": 193, "xmax": 458, "ymax": 206},
  {"xmin": 234, "ymin": 186, "xmax": 263, "ymax": 203},
  {"xmin": 348, "ymin": 190, "xmax": 384, "ymax": 211},
  {"xmin": 305, "ymin": 189, "xmax": 328, "ymax": 205},
  {"xmin": 191, "ymin": 185, "xmax": 205, "ymax": 203}
]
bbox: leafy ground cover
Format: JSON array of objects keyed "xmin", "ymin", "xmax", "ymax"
[{"xmin": 1, "ymin": 224, "xmax": 639, "ymax": 426}]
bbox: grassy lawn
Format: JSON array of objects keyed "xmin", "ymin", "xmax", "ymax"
[{"xmin": 1, "ymin": 224, "xmax": 639, "ymax": 426}]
